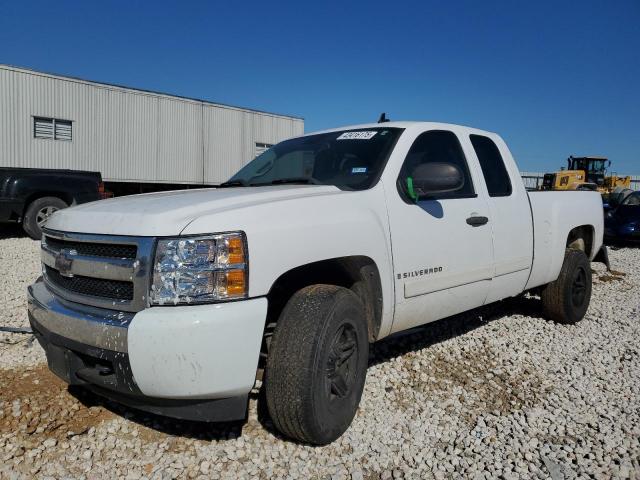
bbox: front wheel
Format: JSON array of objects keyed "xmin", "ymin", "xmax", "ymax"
[
  {"xmin": 264, "ymin": 285, "xmax": 369, "ymax": 445},
  {"xmin": 541, "ymin": 249, "xmax": 592, "ymax": 324}
]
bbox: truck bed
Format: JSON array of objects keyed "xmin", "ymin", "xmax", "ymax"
[{"xmin": 526, "ymin": 190, "xmax": 604, "ymax": 290}]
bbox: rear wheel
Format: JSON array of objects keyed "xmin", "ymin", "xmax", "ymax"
[
  {"xmin": 541, "ymin": 249, "xmax": 592, "ymax": 324},
  {"xmin": 23, "ymin": 197, "xmax": 67, "ymax": 240},
  {"xmin": 264, "ymin": 285, "xmax": 369, "ymax": 445}
]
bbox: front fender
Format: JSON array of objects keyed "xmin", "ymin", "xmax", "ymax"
[{"xmin": 181, "ymin": 186, "xmax": 396, "ymax": 338}]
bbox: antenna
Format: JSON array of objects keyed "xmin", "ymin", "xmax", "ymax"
[{"xmin": 378, "ymin": 112, "xmax": 390, "ymax": 123}]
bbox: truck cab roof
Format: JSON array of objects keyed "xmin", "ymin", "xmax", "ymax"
[{"xmin": 305, "ymin": 121, "xmax": 500, "ymax": 138}]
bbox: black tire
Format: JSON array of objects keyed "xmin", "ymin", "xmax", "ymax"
[
  {"xmin": 541, "ymin": 249, "xmax": 592, "ymax": 324},
  {"xmin": 264, "ymin": 284, "xmax": 369, "ymax": 445},
  {"xmin": 350, "ymin": 280, "xmax": 375, "ymax": 342},
  {"xmin": 23, "ymin": 197, "xmax": 67, "ymax": 240}
]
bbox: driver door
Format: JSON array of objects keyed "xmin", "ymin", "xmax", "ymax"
[{"xmin": 386, "ymin": 129, "xmax": 494, "ymax": 333}]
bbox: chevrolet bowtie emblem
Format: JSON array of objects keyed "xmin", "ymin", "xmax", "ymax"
[{"xmin": 55, "ymin": 249, "xmax": 76, "ymax": 277}]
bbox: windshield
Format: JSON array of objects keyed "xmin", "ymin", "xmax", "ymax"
[
  {"xmin": 589, "ymin": 160, "xmax": 606, "ymax": 174},
  {"xmin": 622, "ymin": 192, "xmax": 640, "ymax": 206},
  {"xmin": 228, "ymin": 127, "xmax": 404, "ymax": 190},
  {"xmin": 571, "ymin": 158, "xmax": 606, "ymax": 174}
]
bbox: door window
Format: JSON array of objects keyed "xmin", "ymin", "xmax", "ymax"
[
  {"xmin": 398, "ymin": 130, "xmax": 475, "ymax": 200},
  {"xmin": 470, "ymin": 135, "xmax": 512, "ymax": 197},
  {"xmin": 622, "ymin": 192, "xmax": 640, "ymax": 206}
]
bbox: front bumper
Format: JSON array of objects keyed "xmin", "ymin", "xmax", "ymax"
[{"xmin": 27, "ymin": 279, "xmax": 268, "ymax": 422}]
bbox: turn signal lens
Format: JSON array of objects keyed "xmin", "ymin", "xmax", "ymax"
[
  {"xmin": 215, "ymin": 269, "xmax": 246, "ymax": 298},
  {"xmin": 215, "ymin": 234, "xmax": 246, "ymax": 266},
  {"xmin": 227, "ymin": 237, "xmax": 245, "ymax": 265}
]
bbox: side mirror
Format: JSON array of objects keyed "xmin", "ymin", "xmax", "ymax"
[{"xmin": 406, "ymin": 162, "xmax": 464, "ymax": 200}]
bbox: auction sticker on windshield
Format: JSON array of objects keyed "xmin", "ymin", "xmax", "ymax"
[{"xmin": 337, "ymin": 131, "xmax": 378, "ymax": 140}]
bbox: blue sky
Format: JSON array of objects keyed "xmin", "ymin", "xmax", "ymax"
[{"xmin": 1, "ymin": 0, "xmax": 638, "ymax": 173}]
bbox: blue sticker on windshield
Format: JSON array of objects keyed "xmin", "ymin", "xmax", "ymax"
[{"xmin": 352, "ymin": 167, "xmax": 367, "ymax": 174}]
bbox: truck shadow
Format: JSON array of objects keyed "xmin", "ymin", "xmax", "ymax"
[
  {"xmin": 255, "ymin": 295, "xmax": 545, "ymax": 443},
  {"xmin": 68, "ymin": 385, "xmax": 246, "ymax": 442},
  {"xmin": 0, "ymin": 224, "xmax": 28, "ymax": 239},
  {"xmin": 67, "ymin": 296, "xmax": 544, "ymax": 444},
  {"xmin": 368, "ymin": 295, "xmax": 543, "ymax": 368}
]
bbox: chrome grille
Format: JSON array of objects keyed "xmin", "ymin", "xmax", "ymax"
[
  {"xmin": 44, "ymin": 266, "xmax": 134, "ymax": 301},
  {"xmin": 41, "ymin": 229, "xmax": 155, "ymax": 312},
  {"xmin": 44, "ymin": 236, "xmax": 137, "ymax": 260}
]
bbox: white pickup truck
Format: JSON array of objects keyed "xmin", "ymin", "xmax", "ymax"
[{"xmin": 28, "ymin": 121, "xmax": 607, "ymax": 445}]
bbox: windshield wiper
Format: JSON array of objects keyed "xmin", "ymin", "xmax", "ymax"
[
  {"xmin": 251, "ymin": 177, "xmax": 321, "ymax": 186},
  {"xmin": 218, "ymin": 179, "xmax": 248, "ymax": 188},
  {"xmin": 220, "ymin": 178, "xmax": 322, "ymax": 188}
]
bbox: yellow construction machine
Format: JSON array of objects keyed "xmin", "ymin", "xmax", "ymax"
[{"xmin": 540, "ymin": 156, "xmax": 631, "ymax": 193}]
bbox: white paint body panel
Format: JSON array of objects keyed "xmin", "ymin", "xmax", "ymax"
[
  {"xmin": 47, "ymin": 120, "xmax": 605, "ymax": 401},
  {"xmin": 380, "ymin": 126, "xmax": 494, "ymax": 333},
  {"xmin": 46, "ymin": 185, "xmax": 343, "ymax": 237},
  {"xmin": 526, "ymin": 191, "xmax": 603, "ymax": 289},
  {"xmin": 461, "ymin": 133, "xmax": 534, "ymax": 304},
  {"xmin": 182, "ymin": 184, "xmax": 396, "ymax": 336},
  {"xmin": 128, "ymin": 298, "xmax": 267, "ymax": 398},
  {"xmin": 48, "ymin": 183, "xmax": 397, "ymax": 335}
]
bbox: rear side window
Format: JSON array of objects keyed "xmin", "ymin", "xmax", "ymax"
[
  {"xmin": 399, "ymin": 130, "xmax": 475, "ymax": 200},
  {"xmin": 470, "ymin": 135, "xmax": 512, "ymax": 197}
]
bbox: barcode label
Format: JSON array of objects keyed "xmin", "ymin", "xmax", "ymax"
[{"xmin": 337, "ymin": 131, "xmax": 377, "ymax": 140}]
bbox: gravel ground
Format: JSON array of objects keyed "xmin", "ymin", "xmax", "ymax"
[
  {"xmin": 1, "ymin": 233, "xmax": 639, "ymax": 479},
  {"xmin": 0, "ymin": 231, "xmax": 44, "ymax": 368}
]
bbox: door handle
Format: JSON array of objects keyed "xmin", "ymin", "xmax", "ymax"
[{"xmin": 466, "ymin": 216, "xmax": 489, "ymax": 227}]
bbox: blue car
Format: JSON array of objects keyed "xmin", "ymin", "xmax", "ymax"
[{"xmin": 605, "ymin": 191, "xmax": 640, "ymax": 244}]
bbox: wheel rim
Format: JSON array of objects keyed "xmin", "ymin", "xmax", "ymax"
[
  {"xmin": 325, "ymin": 323, "xmax": 358, "ymax": 402},
  {"xmin": 36, "ymin": 206, "xmax": 59, "ymax": 227},
  {"xmin": 571, "ymin": 266, "xmax": 588, "ymax": 307}
]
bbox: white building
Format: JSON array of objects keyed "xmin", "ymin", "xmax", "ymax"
[{"xmin": 0, "ymin": 65, "xmax": 304, "ymax": 191}]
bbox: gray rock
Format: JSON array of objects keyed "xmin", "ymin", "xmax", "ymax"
[{"xmin": 1, "ymin": 239, "xmax": 639, "ymax": 480}]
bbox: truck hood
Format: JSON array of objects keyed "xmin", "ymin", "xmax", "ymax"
[{"xmin": 46, "ymin": 185, "xmax": 342, "ymax": 236}]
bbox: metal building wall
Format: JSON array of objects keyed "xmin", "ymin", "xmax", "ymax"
[
  {"xmin": 203, "ymin": 107, "xmax": 304, "ymax": 183},
  {"xmin": 0, "ymin": 65, "xmax": 304, "ymax": 184}
]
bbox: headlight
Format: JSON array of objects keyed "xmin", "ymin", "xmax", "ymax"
[{"xmin": 150, "ymin": 232, "xmax": 247, "ymax": 305}]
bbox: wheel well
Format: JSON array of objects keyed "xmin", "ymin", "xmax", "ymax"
[
  {"xmin": 22, "ymin": 192, "xmax": 71, "ymax": 217},
  {"xmin": 265, "ymin": 256, "xmax": 383, "ymax": 343},
  {"xmin": 566, "ymin": 225, "xmax": 594, "ymax": 257}
]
